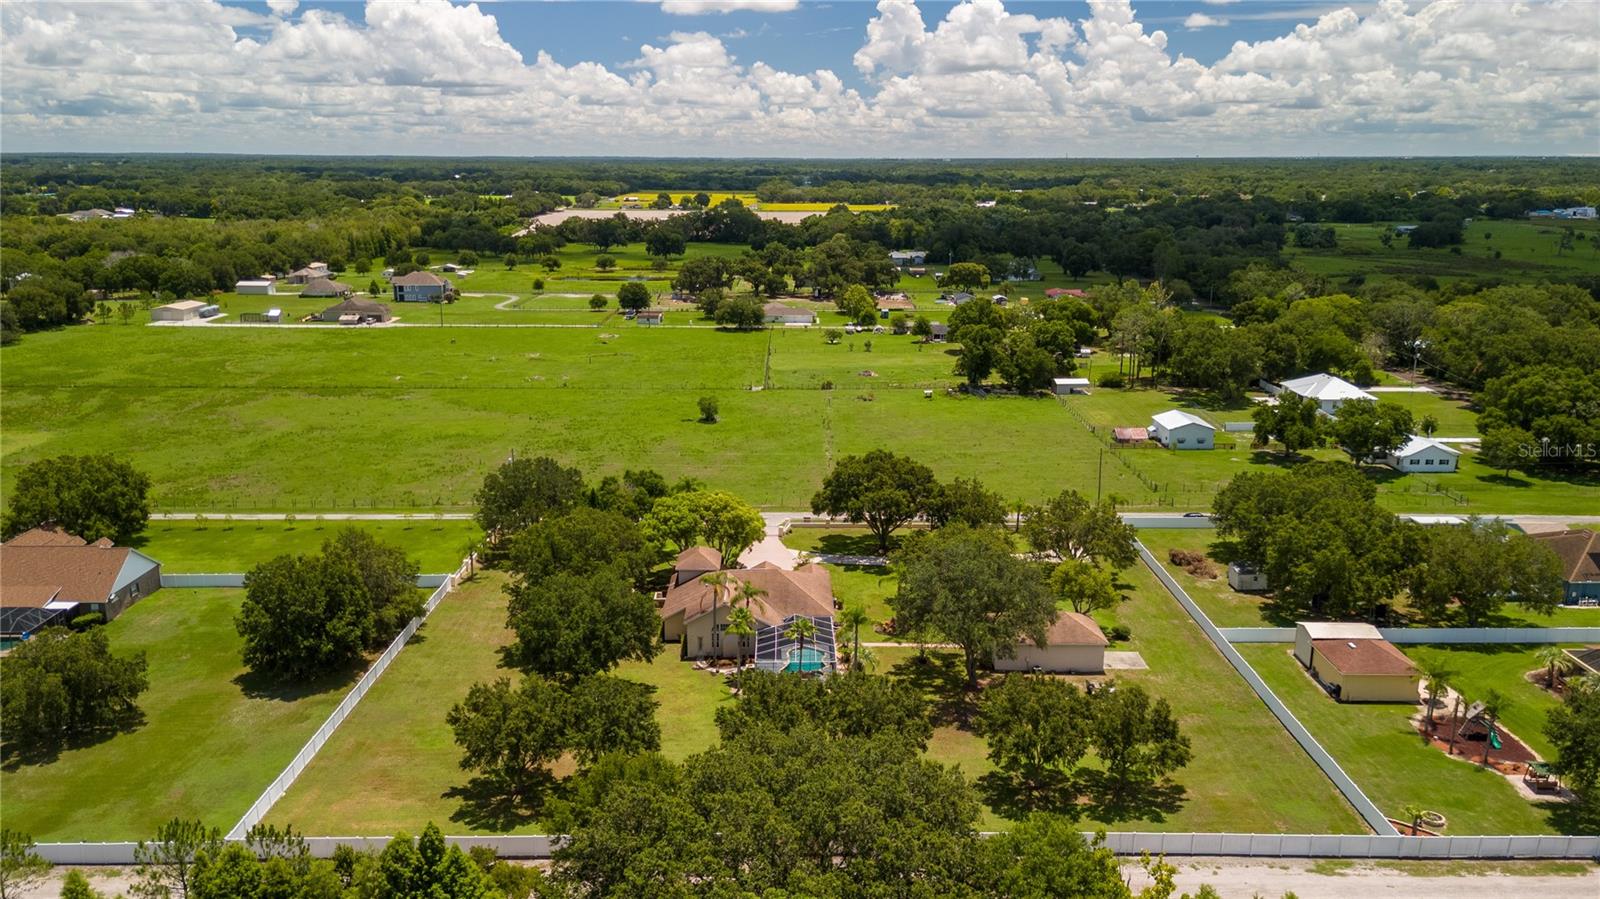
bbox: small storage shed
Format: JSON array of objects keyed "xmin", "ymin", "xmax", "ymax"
[
  {"xmin": 1227, "ymin": 561, "xmax": 1269, "ymax": 592},
  {"xmin": 1052, "ymin": 378, "xmax": 1091, "ymax": 395},
  {"xmin": 150, "ymin": 300, "xmax": 207, "ymax": 322},
  {"xmin": 1150, "ymin": 410, "xmax": 1215, "ymax": 449},
  {"xmin": 994, "ymin": 611, "xmax": 1108, "ymax": 673},
  {"xmin": 636, "ymin": 310, "xmax": 664, "ymax": 326}
]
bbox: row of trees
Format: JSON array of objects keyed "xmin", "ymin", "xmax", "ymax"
[{"xmin": 1211, "ymin": 463, "xmax": 1562, "ymax": 624}]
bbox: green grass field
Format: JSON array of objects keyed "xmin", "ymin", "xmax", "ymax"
[
  {"xmin": 266, "ymin": 572, "xmax": 543, "ymax": 834},
  {"xmin": 1286, "ymin": 220, "xmax": 1600, "ymax": 285},
  {"xmin": 1237, "ymin": 644, "xmax": 1574, "ymax": 835},
  {"xmin": 1, "ymin": 589, "xmax": 351, "ymax": 840},
  {"xmin": 136, "ymin": 519, "xmax": 480, "ymax": 572}
]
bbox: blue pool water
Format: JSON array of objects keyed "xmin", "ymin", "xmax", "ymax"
[{"xmin": 784, "ymin": 647, "xmax": 827, "ymax": 673}]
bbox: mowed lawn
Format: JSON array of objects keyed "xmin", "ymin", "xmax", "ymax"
[
  {"xmin": 1237, "ymin": 644, "xmax": 1572, "ymax": 835},
  {"xmin": 876, "ymin": 561, "xmax": 1364, "ymax": 834},
  {"xmin": 267, "ymin": 572, "xmax": 530, "ymax": 834},
  {"xmin": 1399, "ymin": 645, "xmax": 1575, "ymax": 760},
  {"xmin": 137, "ymin": 519, "xmax": 482, "ymax": 572},
  {"xmin": 1, "ymin": 589, "xmax": 350, "ymax": 840}
]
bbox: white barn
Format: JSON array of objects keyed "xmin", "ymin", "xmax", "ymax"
[
  {"xmin": 1383, "ymin": 436, "xmax": 1460, "ymax": 473},
  {"xmin": 1051, "ymin": 377, "xmax": 1091, "ymax": 395},
  {"xmin": 235, "ymin": 279, "xmax": 276, "ymax": 295},
  {"xmin": 1277, "ymin": 373, "xmax": 1375, "ymax": 415},
  {"xmin": 1150, "ymin": 410, "xmax": 1215, "ymax": 449}
]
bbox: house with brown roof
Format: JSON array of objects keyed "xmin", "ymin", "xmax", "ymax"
[
  {"xmin": 994, "ymin": 610, "xmax": 1108, "ymax": 673},
  {"xmin": 318, "ymin": 297, "xmax": 392, "ymax": 324},
  {"xmin": 659, "ymin": 547, "xmax": 836, "ymax": 667},
  {"xmin": 1294, "ymin": 622, "xmax": 1417, "ymax": 703},
  {"xmin": 1530, "ymin": 529, "xmax": 1600, "ymax": 605},
  {"xmin": 300, "ymin": 277, "xmax": 353, "ymax": 299},
  {"xmin": 391, "ymin": 270, "xmax": 457, "ymax": 304},
  {"xmin": 0, "ymin": 528, "xmax": 162, "ymax": 637}
]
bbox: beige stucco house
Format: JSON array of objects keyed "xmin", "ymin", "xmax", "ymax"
[{"xmin": 994, "ymin": 610, "xmax": 1109, "ymax": 673}]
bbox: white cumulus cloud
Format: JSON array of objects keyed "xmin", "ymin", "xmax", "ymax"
[
  {"xmin": 660, "ymin": 0, "xmax": 799, "ymax": 15},
  {"xmin": 0, "ymin": 0, "xmax": 1592, "ymax": 157},
  {"xmin": 1185, "ymin": 13, "xmax": 1228, "ymax": 29}
]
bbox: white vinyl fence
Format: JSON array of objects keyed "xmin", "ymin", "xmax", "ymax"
[
  {"xmin": 223, "ymin": 556, "xmax": 474, "ymax": 839},
  {"xmin": 161, "ymin": 573, "xmax": 452, "ymax": 589},
  {"xmin": 1220, "ymin": 627, "xmax": 1600, "ymax": 644},
  {"xmin": 34, "ymin": 832, "xmax": 1598, "ymax": 865},
  {"xmin": 1135, "ymin": 543, "xmax": 1398, "ymax": 835}
]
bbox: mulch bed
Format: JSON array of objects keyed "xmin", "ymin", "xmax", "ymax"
[{"xmin": 1418, "ymin": 709, "xmax": 1538, "ymax": 774}]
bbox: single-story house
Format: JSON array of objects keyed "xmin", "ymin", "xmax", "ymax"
[
  {"xmin": 928, "ymin": 322, "xmax": 949, "ymax": 342},
  {"xmin": 1, "ymin": 527, "xmax": 162, "ymax": 637},
  {"xmin": 994, "ymin": 611, "xmax": 1108, "ymax": 673},
  {"xmin": 235, "ymin": 279, "xmax": 276, "ymax": 295},
  {"xmin": 61, "ymin": 208, "xmax": 114, "ymax": 222},
  {"xmin": 1150, "ymin": 410, "xmax": 1215, "ymax": 449},
  {"xmin": 392, "ymin": 270, "xmax": 457, "ymax": 304},
  {"xmin": 658, "ymin": 547, "xmax": 837, "ymax": 668},
  {"xmin": 299, "ymin": 277, "xmax": 353, "ymax": 299},
  {"xmin": 1227, "ymin": 562, "xmax": 1269, "ymax": 592},
  {"xmin": 1294, "ymin": 622, "xmax": 1417, "ymax": 703},
  {"xmin": 1275, "ymin": 373, "xmax": 1376, "ymax": 416},
  {"xmin": 763, "ymin": 303, "xmax": 816, "ymax": 325},
  {"xmin": 636, "ymin": 310, "xmax": 665, "ymax": 326},
  {"xmin": 1052, "ymin": 378, "xmax": 1091, "ymax": 395},
  {"xmin": 150, "ymin": 300, "xmax": 208, "ymax": 322},
  {"xmin": 1529, "ymin": 529, "xmax": 1600, "ymax": 605},
  {"xmin": 1112, "ymin": 427, "xmax": 1148, "ymax": 445},
  {"xmin": 318, "ymin": 297, "xmax": 392, "ymax": 324},
  {"xmin": 944, "ymin": 292, "xmax": 975, "ymax": 305},
  {"xmin": 1383, "ymin": 436, "xmax": 1459, "ymax": 473},
  {"xmin": 889, "ymin": 250, "xmax": 928, "ymax": 268},
  {"xmin": 283, "ymin": 263, "xmax": 330, "ymax": 285},
  {"xmin": 1566, "ymin": 647, "xmax": 1600, "ymax": 674}
]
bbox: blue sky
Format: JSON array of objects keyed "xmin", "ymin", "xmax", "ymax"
[{"xmin": 1, "ymin": 1, "xmax": 1593, "ymax": 157}]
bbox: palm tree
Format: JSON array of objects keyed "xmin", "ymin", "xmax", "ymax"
[
  {"xmin": 784, "ymin": 616, "xmax": 817, "ymax": 672},
  {"xmin": 839, "ymin": 603, "xmax": 870, "ymax": 671},
  {"xmin": 727, "ymin": 606, "xmax": 756, "ymax": 673},
  {"xmin": 1536, "ymin": 646, "xmax": 1579, "ymax": 692},
  {"xmin": 1446, "ymin": 694, "xmax": 1464, "ymax": 755},
  {"xmin": 1418, "ymin": 658, "xmax": 1453, "ymax": 735},
  {"xmin": 700, "ymin": 571, "xmax": 734, "ymax": 661}
]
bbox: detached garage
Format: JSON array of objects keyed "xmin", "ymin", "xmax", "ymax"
[
  {"xmin": 995, "ymin": 611, "xmax": 1108, "ymax": 673},
  {"xmin": 1294, "ymin": 622, "xmax": 1417, "ymax": 703}
]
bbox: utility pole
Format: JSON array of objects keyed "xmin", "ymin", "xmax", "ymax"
[{"xmin": 1097, "ymin": 448, "xmax": 1104, "ymax": 501}]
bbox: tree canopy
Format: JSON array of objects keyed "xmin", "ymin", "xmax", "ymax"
[
  {"xmin": 473, "ymin": 455, "xmax": 585, "ymax": 541},
  {"xmin": 0, "ymin": 627, "xmax": 149, "ymax": 755},
  {"xmin": 811, "ymin": 449, "xmax": 938, "ymax": 553},
  {"xmin": 1, "ymin": 454, "xmax": 151, "ymax": 544}
]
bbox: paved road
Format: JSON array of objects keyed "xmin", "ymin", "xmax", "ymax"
[{"xmin": 1126, "ymin": 858, "xmax": 1598, "ymax": 899}]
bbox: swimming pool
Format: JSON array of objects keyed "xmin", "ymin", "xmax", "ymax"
[{"xmin": 784, "ymin": 647, "xmax": 827, "ymax": 673}]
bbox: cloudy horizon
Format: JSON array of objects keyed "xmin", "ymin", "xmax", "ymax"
[{"xmin": 1, "ymin": 0, "xmax": 1596, "ymax": 158}]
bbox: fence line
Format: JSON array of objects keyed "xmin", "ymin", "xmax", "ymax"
[
  {"xmin": 160, "ymin": 573, "xmax": 453, "ymax": 589},
  {"xmin": 1219, "ymin": 626, "xmax": 1600, "ymax": 644},
  {"xmin": 224, "ymin": 555, "xmax": 474, "ymax": 840},
  {"xmin": 1135, "ymin": 542, "xmax": 1398, "ymax": 836},
  {"xmin": 32, "ymin": 832, "xmax": 1599, "ymax": 865}
]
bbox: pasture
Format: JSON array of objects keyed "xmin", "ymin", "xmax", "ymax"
[
  {"xmin": 0, "ymin": 589, "xmax": 351, "ymax": 840},
  {"xmin": 5, "ymin": 318, "xmax": 1597, "ymax": 514},
  {"xmin": 136, "ymin": 518, "xmax": 481, "ymax": 572},
  {"xmin": 1286, "ymin": 219, "xmax": 1600, "ymax": 285}
]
